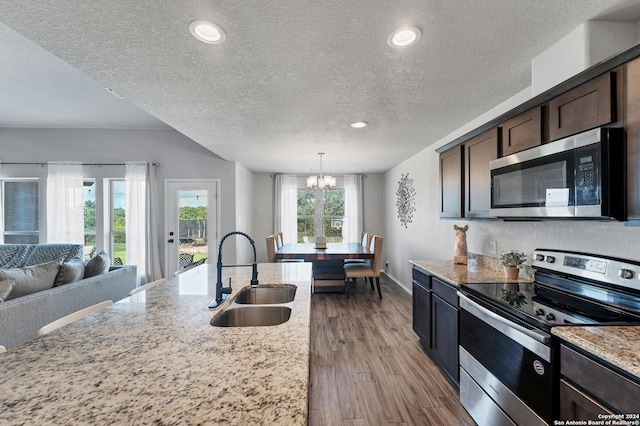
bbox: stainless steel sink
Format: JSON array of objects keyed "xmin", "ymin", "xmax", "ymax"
[
  {"xmin": 210, "ymin": 306, "xmax": 292, "ymax": 327},
  {"xmin": 234, "ymin": 285, "xmax": 297, "ymax": 304}
]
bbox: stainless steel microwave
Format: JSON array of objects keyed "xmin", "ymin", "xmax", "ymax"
[{"xmin": 490, "ymin": 127, "xmax": 626, "ymax": 220}]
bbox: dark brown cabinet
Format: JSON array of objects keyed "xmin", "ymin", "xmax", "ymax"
[
  {"xmin": 500, "ymin": 106, "xmax": 543, "ymax": 156},
  {"xmin": 625, "ymin": 57, "xmax": 640, "ymax": 219},
  {"xmin": 465, "ymin": 128, "xmax": 498, "ymax": 218},
  {"xmin": 412, "ymin": 267, "xmax": 459, "ymax": 385},
  {"xmin": 548, "ymin": 72, "xmax": 616, "ymax": 141},
  {"xmin": 560, "ymin": 344, "xmax": 640, "ymax": 419},
  {"xmin": 439, "ymin": 146, "xmax": 464, "ymax": 218}
]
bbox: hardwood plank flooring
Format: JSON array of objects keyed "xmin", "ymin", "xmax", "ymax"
[{"xmin": 308, "ymin": 274, "xmax": 476, "ymax": 426}]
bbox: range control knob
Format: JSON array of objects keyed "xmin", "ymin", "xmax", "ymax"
[
  {"xmin": 535, "ymin": 309, "xmax": 545, "ymax": 316},
  {"xmin": 535, "ymin": 254, "xmax": 545, "ymax": 261},
  {"xmin": 546, "ymin": 256, "xmax": 556, "ymax": 264},
  {"xmin": 619, "ymin": 269, "xmax": 635, "ymax": 279},
  {"xmin": 545, "ymin": 313, "xmax": 556, "ymax": 322}
]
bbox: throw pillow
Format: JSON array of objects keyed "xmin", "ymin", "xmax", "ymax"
[
  {"xmin": 84, "ymin": 250, "xmax": 111, "ymax": 278},
  {"xmin": 54, "ymin": 258, "xmax": 86, "ymax": 286},
  {"xmin": 0, "ymin": 279, "xmax": 14, "ymax": 302},
  {"xmin": 1, "ymin": 258, "xmax": 63, "ymax": 300}
]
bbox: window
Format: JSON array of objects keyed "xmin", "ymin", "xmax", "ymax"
[
  {"xmin": 110, "ymin": 180, "xmax": 126, "ymax": 264},
  {"xmin": 296, "ymin": 187, "xmax": 344, "ymax": 243},
  {"xmin": 2, "ymin": 179, "xmax": 39, "ymax": 244}
]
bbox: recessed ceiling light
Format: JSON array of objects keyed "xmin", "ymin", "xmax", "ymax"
[
  {"xmin": 350, "ymin": 121, "xmax": 368, "ymax": 129},
  {"xmin": 189, "ymin": 20, "xmax": 226, "ymax": 44},
  {"xmin": 388, "ymin": 26, "xmax": 421, "ymax": 48}
]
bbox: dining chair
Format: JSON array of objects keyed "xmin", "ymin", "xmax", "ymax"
[
  {"xmin": 276, "ymin": 232, "xmax": 284, "ymax": 249},
  {"xmin": 344, "ymin": 235, "xmax": 383, "ymax": 299},
  {"xmin": 37, "ymin": 300, "xmax": 113, "ymax": 336},
  {"xmin": 344, "ymin": 232, "xmax": 372, "ymax": 266},
  {"xmin": 266, "ymin": 235, "xmax": 277, "ymax": 262},
  {"xmin": 0, "ymin": 345, "xmax": 5, "ymax": 354},
  {"xmin": 128, "ymin": 278, "xmax": 168, "ymax": 296}
]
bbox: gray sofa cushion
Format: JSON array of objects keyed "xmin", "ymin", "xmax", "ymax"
[
  {"xmin": 84, "ymin": 251, "xmax": 110, "ymax": 278},
  {"xmin": 0, "ymin": 280, "xmax": 14, "ymax": 302},
  {"xmin": 0, "ymin": 244, "xmax": 83, "ymax": 269},
  {"xmin": 54, "ymin": 258, "xmax": 86, "ymax": 286},
  {"xmin": 2, "ymin": 259, "xmax": 63, "ymax": 300}
]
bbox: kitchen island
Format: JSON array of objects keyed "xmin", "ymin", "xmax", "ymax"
[{"xmin": 0, "ymin": 262, "xmax": 313, "ymax": 425}]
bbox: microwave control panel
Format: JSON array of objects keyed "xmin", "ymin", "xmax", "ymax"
[{"xmin": 575, "ymin": 151, "xmax": 600, "ymax": 205}]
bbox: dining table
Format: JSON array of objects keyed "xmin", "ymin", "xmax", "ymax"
[{"xmin": 275, "ymin": 242, "xmax": 373, "ymax": 292}]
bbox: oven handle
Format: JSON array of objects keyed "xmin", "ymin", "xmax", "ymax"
[{"xmin": 458, "ymin": 292, "xmax": 551, "ymax": 361}]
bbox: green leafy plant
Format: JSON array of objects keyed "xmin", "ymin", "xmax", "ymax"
[{"xmin": 500, "ymin": 250, "xmax": 527, "ymax": 267}]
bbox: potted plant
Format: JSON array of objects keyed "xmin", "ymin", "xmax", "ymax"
[{"xmin": 500, "ymin": 250, "xmax": 527, "ymax": 280}]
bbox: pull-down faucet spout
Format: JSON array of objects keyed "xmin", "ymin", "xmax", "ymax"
[{"xmin": 208, "ymin": 231, "xmax": 259, "ymax": 308}]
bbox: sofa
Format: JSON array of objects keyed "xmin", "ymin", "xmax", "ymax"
[{"xmin": 0, "ymin": 244, "xmax": 137, "ymax": 349}]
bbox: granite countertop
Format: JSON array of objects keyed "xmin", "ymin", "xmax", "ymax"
[
  {"xmin": 410, "ymin": 259, "xmax": 533, "ymax": 286},
  {"xmin": 0, "ymin": 262, "xmax": 313, "ymax": 425},
  {"xmin": 552, "ymin": 326, "xmax": 640, "ymax": 380}
]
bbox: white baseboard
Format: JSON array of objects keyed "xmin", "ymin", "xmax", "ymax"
[{"xmin": 382, "ymin": 270, "xmax": 411, "ymax": 295}]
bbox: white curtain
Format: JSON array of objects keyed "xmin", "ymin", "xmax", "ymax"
[
  {"xmin": 275, "ymin": 174, "xmax": 298, "ymax": 244},
  {"xmin": 46, "ymin": 162, "xmax": 84, "ymax": 243},
  {"xmin": 125, "ymin": 162, "xmax": 162, "ymax": 284},
  {"xmin": 344, "ymin": 174, "xmax": 363, "ymax": 243}
]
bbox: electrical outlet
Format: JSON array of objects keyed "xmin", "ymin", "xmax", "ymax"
[{"xmin": 489, "ymin": 240, "xmax": 497, "ymax": 255}]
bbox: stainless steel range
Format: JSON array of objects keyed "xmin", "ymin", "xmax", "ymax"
[{"xmin": 458, "ymin": 249, "xmax": 640, "ymax": 426}]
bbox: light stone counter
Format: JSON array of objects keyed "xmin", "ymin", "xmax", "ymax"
[
  {"xmin": 552, "ymin": 325, "xmax": 640, "ymax": 380},
  {"xmin": 410, "ymin": 259, "xmax": 533, "ymax": 287},
  {"xmin": 0, "ymin": 262, "xmax": 313, "ymax": 425}
]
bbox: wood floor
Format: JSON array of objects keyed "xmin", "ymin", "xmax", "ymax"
[{"xmin": 308, "ymin": 275, "xmax": 476, "ymax": 426}]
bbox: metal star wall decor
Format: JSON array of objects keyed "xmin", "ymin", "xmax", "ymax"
[{"xmin": 396, "ymin": 173, "xmax": 416, "ymax": 228}]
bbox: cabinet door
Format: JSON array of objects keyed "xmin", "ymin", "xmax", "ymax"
[
  {"xmin": 465, "ymin": 128, "xmax": 498, "ymax": 218},
  {"xmin": 439, "ymin": 145, "xmax": 464, "ymax": 218},
  {"xmin": 548, "ymin": 72, "xmax": 615, "ymax": 141},
  {"xmin": 412, "ymin": 280, "xmax": 431, "ymax": 347},
  {"xmin": 625, "ymin": 57, "xmax": 640, "ymax": 219},
  {"xmin": 560, "ymin": 379, "xmax": 614, "ymax": 420},
  {"xmin": 500, "ymin": 107, "xmax": 543, "ymax": 156},
  {"xmin": 431, "ymin": 293, "xmax": 459, "ymax": 383}
]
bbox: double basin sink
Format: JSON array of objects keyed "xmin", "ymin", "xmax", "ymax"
[{"xmin": 210, "ymin": 285, "xmax": 296, "ymax": 327}]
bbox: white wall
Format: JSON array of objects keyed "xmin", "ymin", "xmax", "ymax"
[
  {"xmin": 234, "ymin": 162, "xmax": 254, "ymax": 264},
  {"xmin": 0, "ymin": 127, "xmax": 237, "ymax": 273},
  {"xmin": 385, "ymin": 21, "xmax": 640, "ymax": 292}
]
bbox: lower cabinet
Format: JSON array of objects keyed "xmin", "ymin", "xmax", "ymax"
[
  {"xmin": 412, "ymin": 267, "xmax": 459, "ymax": 385},
  {"xmin": 560, "ymin": 343, "xmax": 640, "ymax": 419}
]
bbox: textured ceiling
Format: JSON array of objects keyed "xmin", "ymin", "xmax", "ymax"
[{"xmin": 0, "ymin": 0, "xmax": 639, "ymax": 173}]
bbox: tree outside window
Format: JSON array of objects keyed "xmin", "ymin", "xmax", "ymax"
[{"xmin": 296, "ymin": 187, "xmax": 344, "ymax": 243}]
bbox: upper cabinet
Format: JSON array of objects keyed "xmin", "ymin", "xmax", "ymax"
[
  {"xmin": 548, "ymin": 72, "xmax": 616, "ymax": 141},
  {"xmin": 500, "ymin": 106, "xmax": 544, "ymax": 156},
  {"xmin": 625, "ymin": 58, "xmax": 640, "ymax": 220},
  {"xmin": 439, "ymin": 145, "xmax": 464, "ymax": 218},
  {"xmin": 465, "ymin": 128, "xmax": 498, "ymax": 218}
]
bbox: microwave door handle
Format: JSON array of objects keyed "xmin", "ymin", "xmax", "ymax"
[{"xmin": 458, "ymin": 292, "xmax": 550, "ymax": 352}]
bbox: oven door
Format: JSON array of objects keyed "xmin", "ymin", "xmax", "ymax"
[
  {"xmin": 490, "ymin": 136, "xmax": 576, "ymax": 218},
  {"xmin": 458, "ymin": 292, "xmax": 556, "ymax": 426}
]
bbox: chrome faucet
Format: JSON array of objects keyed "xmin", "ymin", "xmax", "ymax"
[{"xmin": 208, "ymin": 231, "xmax": 259, "ymax": 308}]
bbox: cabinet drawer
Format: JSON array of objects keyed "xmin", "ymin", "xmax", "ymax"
[
  {"xmin": 431, "ymin": 277, "xmax": 458, "ymax": 308},
  {"xmin": 412, "ymin": 268, "xmax": 431, "ymax": 289},
  {"xmin": 500, "ymin": 106, "xmax": 543, "ymax": 156},
  {"xmin": 561, "ymin": 344, "xmax": 640, "ymax": 413},
  {"xmin": 560, "ymin": 379, "xmax": 613, "ymax": 420},
  {"xmin": 548, "ymin": 72, "xmax": 615, "ymax": 141}
]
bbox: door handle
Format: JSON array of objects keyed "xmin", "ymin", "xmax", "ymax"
[{"xmin": 168, "ymin": 239, "xmax": 174, "ymax": 243}]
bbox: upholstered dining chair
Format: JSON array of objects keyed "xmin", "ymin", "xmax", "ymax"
[
  {"xmin": 128, "ymin": 278, "xmax": 168, "ymax": 296},
  {"xmin": 344, "ymin": 235, "xmax": 383, "ymax": 299},
  {"xmin": 266, "ymin": 235, "xmax": 277, "ymax": 262},
  {"xmin": 0, "ymin": 345, "xmax": 6, "ymax": 354},
  {"xmin": 344, "ymin": 232, "xmax": 373, "ymax": 267},
  {"xmin": 276, "ymin": 232, "xmax": 284, "ymax": 249},
  {"xmin": 38, "ymin": 300, "xmax": 113, "ymax": 336}
]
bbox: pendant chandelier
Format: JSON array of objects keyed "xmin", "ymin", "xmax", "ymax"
[{"xmin": 307, "ymin": 152, "xmax": 336, "ymax": 190}]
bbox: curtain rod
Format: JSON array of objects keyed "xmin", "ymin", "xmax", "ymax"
[{"xmin": 0, "ymin": 162, "xmax": 160, "ymax": 167}]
